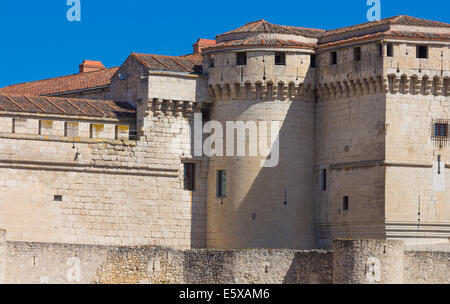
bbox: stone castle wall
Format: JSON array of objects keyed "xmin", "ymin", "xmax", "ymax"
[
  {"xmin": 0, "ymin": 230, "xmax": 5, "ymax": 284},
  {"xmin": 383, "ymin": 42, "xmax": 450, "ymax": 243},
  {"xmin": 314, "ymin": 42, "xmax": 387, "ymax": 247},
  {"xmin": 0, "ymin": 107, "xmax": 207, "ymax": 249},
  {"xmin": 206, "ymin": 97, "xmax": 315, "ymax": 250},
  {"xmin": 1, "ymin": 238, "xmax": 447, "ymax": 284}
]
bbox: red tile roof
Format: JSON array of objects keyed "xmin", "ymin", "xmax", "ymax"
[
  {"xmin": 319, "ymin": 30, "xmax": 450, "ymax": 49},
  {"xmin": 0, "ymin": 67, "xmax": 118, "ymax": 96},
  {"xmin": 322, "ymin": 15, "xmax": 450, "ymax": 37},
  {"xmin": 217, "ymin": 19, "xmax": 325, "ymax": 39},
  {"xmin": 0, "ymin": 94, "xmax": 135, "ymax": 119},
  {"xmin": 206, "ymin": 37, "xmax": 316, "ymax": 51},
  {"xmin": 216, "ymin": 16, "xmax": 450, "ymax": 46},
  {"xmin": 132, "ymin": 53, "xmax": 202, "ymax": 73}
]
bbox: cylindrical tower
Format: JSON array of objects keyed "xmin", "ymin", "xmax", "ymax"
[
  {"xmin": 202, "ymin": 20, "xmax": 323, "ymax": 249},
  {"xmin": 332, "ymin": 239, "xmax": 404, "ymax": 284}
]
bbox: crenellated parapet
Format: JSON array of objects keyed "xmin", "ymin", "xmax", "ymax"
[
  {"xmin": 139, "ymin": 98, "xmax": 201, "ymax": 118},
  {"xmin": 208, "ymin": 81, "xmax": 315, "ymax": 102},
  {"xmin": 316, "ymin": 73, "xmax": 449, "ymax": 100},
  {"xmin": 317, "ymin": 75, "xmax": 387, "ymax": 100},
  {"xmin": 385, "ymin": 73, "xmax": 449, "ymax": 96}
]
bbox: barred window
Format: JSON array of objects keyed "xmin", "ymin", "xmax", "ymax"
[
  {"xmin": 434, "ymin": 123, "xmax": 448, "ymax": 137},
  {"xmin": 432, "ymin": 120, "xmax": 449, "ymax": 148}
]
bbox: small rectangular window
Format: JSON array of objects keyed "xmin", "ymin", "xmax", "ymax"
[
  {"xmin": 343, "ymin": 196, "xmax": 349, "ymax": 211},
  {"xmin": 378, "ymin": 44, "xmax": 383, "ymax": 57},
  {"xmin": 210, "ymin": 55, "xmax": 215, "ymax": 68},
  {"xmin": 128, "ymin": 125, "xmax": 138, "ymax": 140},
  {"xmin": 201, "ymin": 107, "xmax": 211, "ymax": 123},
  {"xmin": 90, "ymin": 124, "xmax": 104, "ymax": 138},
  {"xmin": 184, "ymin": 163, "xmax": 195, "ymax": 191},
  {"xmin": 320, "ymin": 169, "xmax": 327, "ymax": 191},
  {"xmin": 330, "ymin": 51, "xmax": 337, "ymax": 65},
  {"xmin": 417, "ymin": 45, "xmax": 428, "ymax": 59},
  {"xmin": 438, "ymin": 155, "xmax": 442, "ymax": 174},
  {"xmin": 216, "ymin": 170, "xmax": 227, "ymax": 198},
  {"xmin": 310, "ymin": 54, "xmax": 316, "ymax": 68},
  {"xmin": 236, "ymin": 52, "xmax": 247, "ymax": 65},
  {"xmin": 387, "ymin": 43, "xmax": 394, "ymax": 57},
  {"xmin": 54, "ymin": 195, "xmax": 63, "ymax": 202},
  {"xmin": 353, "ymin": 47, "xmax": 361, "ymax": 61},
  {"xmin": 64, "ymin": 122, "xmax": 79, "ymax": 137},
  {"xmin": 275, "ymin": 52, "xmax": 286, "ymax": 65},
  {"xmin": 38, "ymin": 120, "xmax": 53, "ymax": 135},
  {"xmin": 12, "ymin": 118, "xmax": 27, "ymax": 134}
]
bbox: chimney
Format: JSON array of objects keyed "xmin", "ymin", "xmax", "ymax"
[
  {"xmin": 79, "ymin": 60, "xmax": 106, "ymax": 73},
  {"xmin": 193, "ymin": 39, "xmax": 216, "ymax": 53}
]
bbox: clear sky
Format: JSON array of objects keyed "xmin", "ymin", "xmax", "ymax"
[{"xmin": 0, "ymin": 0, "xmax": 448, "ymax": 87}]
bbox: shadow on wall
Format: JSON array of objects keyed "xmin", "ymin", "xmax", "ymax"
[
  {"xmin": 282, "ymin": 251, "xmax": 333, "ymax": 284},
  {"xmin": 190, "ymin": 161, "xmax": 207, "ymax": 249},
  {"xmin": 188, "ymin": 114, "xmax": 208, "ymax": 249},
  {"xmin": 207, "ymin": 88, "xmax": 316, "ymax": 249}
]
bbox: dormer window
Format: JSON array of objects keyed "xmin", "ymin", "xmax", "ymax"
[
  {"xmin": 275, "ymin": 52, "xmax": 286, "ymax": 65},
  {"xmin": 417, "ymin": 45, "xmax": 428, "ymax": 59},
  {"xmin": 236, "ymin": 52, "xmax": 247, "ymax": 65},
  {"xmin": 331, "ymin": 51, "xmax": 337, "ymax": 65}
]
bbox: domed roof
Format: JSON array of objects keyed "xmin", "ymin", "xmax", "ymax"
[{"xmin": 217, "ymin": 19, "xmax": 325, "ymax": 40}]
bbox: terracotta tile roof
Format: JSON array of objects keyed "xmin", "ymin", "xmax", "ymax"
[
  {"xmin": 132, "ymin": 53, "xmax": 202, "ymax": 73},
  {"xmin": 385, "ymin": 30, "xmax": 450, "ymax": 40},
  {"xmin": 0, "ymin": 94, "xmax": 135, "ymax": 119},
  {"xmin": 216, "ymin": 16, "xmax": 449, "ymax": 47},
  {"xmin": 179, "ymin": 52, "xmax": 203, "ymax": 62},
  {"xmin": 0, "ymin": 67, "xmax": 119, "ymax": 96},
  {"xmin": 206, "ymin": 37, "xmax": 316, "ymax": 51},
  {"xmin": 322, "ymin": 15, "xmax": 450, "ymax": 37},
  {"xmin": 319, "ymin": 30, "xmax": 450, "ymax": 49},
  {"xmin": 217, "ymin": 20, "xmax": 325, "ymax": 39}
]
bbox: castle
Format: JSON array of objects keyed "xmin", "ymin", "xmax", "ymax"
[{"xmin": 0, "ymin": 15, "xmax": 449, "ymax": 256}]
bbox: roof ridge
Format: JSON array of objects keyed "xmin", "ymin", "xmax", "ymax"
[
  {"xmin": 133, "ymin": 52, "xmax": 183, "ymax": 59},
  {"xmin": 246, "ymin": 19, "xmax": 266, "ymax": 25},
  {"xmin": 396, "ymin": 15, "xmax": 450, "ymax": 26}
]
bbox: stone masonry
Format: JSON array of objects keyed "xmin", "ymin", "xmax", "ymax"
[{"xmin": 0, "ymin": 16, "xmax": 448, "ymax": 257}]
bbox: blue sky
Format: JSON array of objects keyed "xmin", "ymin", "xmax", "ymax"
[{"xmin": 0, "ymin": 0, "xmax": 448, "ymax": 87}]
